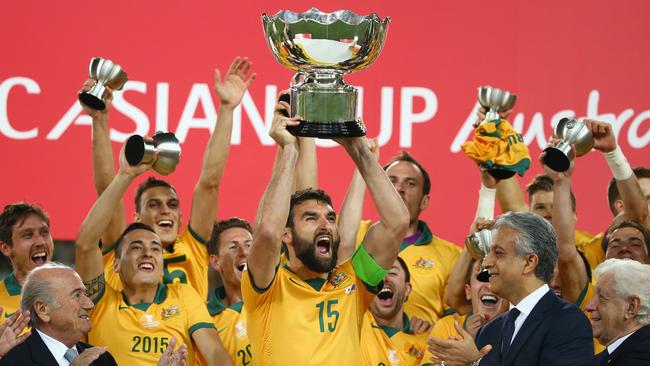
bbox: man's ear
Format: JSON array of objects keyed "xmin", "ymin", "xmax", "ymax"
[
  {"xmin": 113, "ymin": 255, "xmax": 121, "ymax": 272},
  {"xmin": 282, "ymin": 228, "xmax": 292, "ymax": 246},
  {"xmin": 626, "ymin": 296, "xmax": 642, "ymax": 320},
  {"xmin": 133, "ymin": 212, "xmax": 141, "ymax": 223},
  {"xmin": 420, "ymin": 194, "xmax": 430, "ymax": 211},
  {"xmin": 464, "ymin": 283, "xmax": 472, "ymax": 301},
  {"xmin": 0, "ymin": 241, "xmax": 11, "ymax": 258},
  {"xmin": 209, "ymin": 254, "xmax": 222, "ymax": 272},
  {"xmin": 34, "ymin": 299, "xmax": 51, "ymax": 324},
  {"xmin": 614, "ymin": 199, "xmax": 624, "ymax": 214},
  {"xmin": 523, "ymin": 254, "xmax": 539, "ymax": 276}
]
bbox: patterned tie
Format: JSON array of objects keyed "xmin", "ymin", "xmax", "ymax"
[
  {"xmin": 594, "ymin": 349, "xmax": 610, "ymax": 366},
  {"xmin": 64, "ymin": 347, "xmax": 79, "ymax": 364},
  {"xmin": 501, "ymin": 308, "xmax": 521, "ymax": 359}
]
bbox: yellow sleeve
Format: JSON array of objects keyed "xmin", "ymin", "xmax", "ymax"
[
  {"xmin": 441, "ymin": 246, "xmax": 461, "ymax": 316},
  {"xmin": 576, "ymin": 234, "xmax": 605, "ymax": 273},
  {"xmin": 241, "ymin": 268, "xmax": 276, "ymax": 313},
  {"xmin": 421, "ymin": 315, "xmax": 461, "ymax": 365},
  {"xmin": 354, "ymin": 220, "xmax": 373, "ymax": 249},
  {"xmin": 180, "ymin": 285, "xmax": 216, "ymax": 335}
]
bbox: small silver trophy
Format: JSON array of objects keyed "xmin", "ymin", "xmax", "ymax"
[
  {"xmin": 262, "ymin": 8, "xmax": 390, "ymax": 137},
  {"xmin": 542, "ymin": 118, "xmax": 594, "ymax": 172},
  {"xmin": 465, "ymin": 229, "xmax": 492, "ymax": 260},
  {"xmin": 79, "ymin": 57, "xmax": 128, "ymax": 110},
  {"xmin": 477, "ymin": 86, "xmax": 517, "ymax": 123},
  {"xmin": 125, "ymin": 131, "xmax": 181, "ymax": 176}
]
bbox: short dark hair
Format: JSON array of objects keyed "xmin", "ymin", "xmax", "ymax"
[
  {"xmin": 0, "ymin": 203, "xmax": 50, "ymax": 246},
  {"xmin": 396, "ymin": 256, "xmax": 410, "ymax": 283},
  {"xmin": 601, "ymin": 220, "xmax": 650, "ymax": 255},
  {"xmin": 383, "ymin": 151, "xmax": 431, "ymax": 195},
  {"xmin": 286, "ymin": 188, "xmax": 334, "ymax": 228},
  {"xmin": 526, "ymin": 175, "xmax": 576, "ymax": 212},
  {"xmin": 114, "ymin": 222, "xmax": 157, "ymax": 258},
  {"xmin": 207, "ymin": 218, "xmax": 252, "ymax": 255},
  {"xmin": 134, "ymin": 177, "xmax": 178, "ymax": 213},
  {"xmin": 607, "ymin": 167, "xmax": 650, "ymax": 216}
]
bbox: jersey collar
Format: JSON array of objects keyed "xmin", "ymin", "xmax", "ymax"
[
  {"xmin": 207, "ymin": 287, "xmax": 227, "ymax": 316},
  {"xmin": 400, "ymin": 221, "xmax": 433, "ymax": 251},
  {"xmin": 372, "ymin": 312, "xmax": 412, "ymax": 338},
  {"xmin": 122, "ymin": 283, "xmax": 168, "ymax": 311},
  {"xmin": 4, "ymin": 273, "xmax": 21, "ymax": 296}
]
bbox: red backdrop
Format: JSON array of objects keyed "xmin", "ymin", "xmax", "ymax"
[{"xmin": 1, "ymin": 0, "xmax": 649, "ymax": 242}]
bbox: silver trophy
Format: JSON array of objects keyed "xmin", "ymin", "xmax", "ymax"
[
  {"xmin": 542, "ymin": 118, "xmax": 594, "ymax": 172},
  {"xmin": 478, "ymin": 86, "xmax": 517, "ymax": 122},
  {"xmin": 79, "ymin": 57, "xmax": 128, "ymax": 110},
  {"xmin": 465, "ymin": 229, "xmax": 492, "ymax": 260},
  {"xmin": 125, "ymin": 131, "xmax": 181, "ymax": 176},
  {"xmin": 262, "ymin": 8, "xmax": 390, "ymax": 137}
]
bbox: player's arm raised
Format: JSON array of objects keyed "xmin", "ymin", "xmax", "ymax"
[
  {"xmin": 586, "ymin": 119, "xmax": 649, "ymax": 228},
  {"xmin": 337, "ymin": 136, "xmax": 409, "ymax": 269},
  {"xmin": 190, "ymin": 57, "xmax": 255, "ymax": 241},
  {"xmin": 76, "ymin": 143, "xmax": 153, "ymax": 301},
  {"xmin": 248, "ymin": 100, "xmax": 300, "ymax": 290}
]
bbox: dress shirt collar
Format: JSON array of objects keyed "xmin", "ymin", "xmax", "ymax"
[
  {"xmin": 607, "ymin": 329, "xmax": 636, "ymax": 355},
  {"xmin": 510, "ymin": 283, "xmax": 550, "ymax": 316},
  {"xmin": 36, "ymin": 328, "xmax": 74, "ymax": 366}
]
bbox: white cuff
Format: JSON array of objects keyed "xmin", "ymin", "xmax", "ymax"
[
  {"xmin": 604, "ymin": 146, "xmax": 633, "ymax": 181},
  {"xmin": 476, "ymin": 184, "xmax": 496, "ymax": 220}
]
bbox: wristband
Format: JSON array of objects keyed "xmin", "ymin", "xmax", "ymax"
[
  {"xmin": 604, "ymin": 146, "xmax": 633, "ymax": 180},
  {"xmin": 475, "ymin": 184, "xmax": 496, "ymax": 220}
]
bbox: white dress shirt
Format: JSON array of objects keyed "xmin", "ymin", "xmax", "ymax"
[
  {"xmin": 607, "ymin": 329, "xmax": 636, "ymax": 354},
  {"xmin": 36, "ymin": 328, "xmax": 76, "ymax": 366},
  {"xmin": 508, "ymin": 283, "xmax": 550, "ymax": 344}
]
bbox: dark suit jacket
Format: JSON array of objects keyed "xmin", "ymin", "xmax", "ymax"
[
  {"xmin": 600, "ymin": 324, "xmax": 650, "ymax": 366},
  {"xmin": 0, "ymin": 330, "xmax": 118, "ymax": 366},
  {"xmin": 476, "ymin": 289, "xmax": 594, "ymax": 366}
]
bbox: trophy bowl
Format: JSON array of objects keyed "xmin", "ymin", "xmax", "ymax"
[
  {"xmin": 262, "ymin": 8, "xmax": 390, "ymax": 137},
  {"xmin": 478, "ymin": 86, "xmax": 517, "ymax": 122},
  {"xmin": 125, "ymin": 131, "xmax": 181, "ymax": 176},
  {"xmin": 465, "ymin": 229, "xmax": 492, "ymax": 260},
  {"xmin": 79, "ymin": 57, "xmax": 128, "ymax": 110},
  {"xmin": 542, "ymin": 118, "xmax": 594, "ymax": 172}
]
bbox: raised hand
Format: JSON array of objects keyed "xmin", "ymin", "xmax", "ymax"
[
  {"xmin": 157, "ymin": 337, "xmax": 188, "ymax": 366},
  {"xmin": 539, "ymin": 137, "xmax": 575, "ymax": 181},
  {"xmin": 117, "ymin": 138, "xmax": 157, "ymax": 177},
  {"xmin": 409, "ymin": 316, "xmax": 432, "ymax": 335},
  {"xmin": 79, "ymin": 79, "xmax": 113, "ymax": 118},
  {"xmin": 269, "ymin": 96, "xmax": 300, "ymax": 147},
  {"xmin": 214, "ymin": 57, "xmax": 256, "ymax": 109},
  {"xmin": 584, "ymin": 119, "xmax": 616, "ymax": 153},
  {"xmin": 0, "ymin": 308, "xmax": 31, "ymax": 357}
]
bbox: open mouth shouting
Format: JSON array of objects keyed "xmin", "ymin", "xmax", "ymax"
[
  {"xmin": 377, "ymin": 287, "xmax": 395, "ymax": 307},
  {"xmin": 236, "ymin": 261, "xmax": 247, "ymax": 273},
  {"xmin": 156, "ymin": 219, "xmax": 174, "ymax": 231},
  {"xmin": 30, "ymin": 250, "xmax": 48, "ymax": 266},
  {"xmin": 479, "ymin": 294, "xmax": 499, "ymax": 310},
  {"xmin": 315, "ymin": 235, "xmax": 332, "ymax": 256}
]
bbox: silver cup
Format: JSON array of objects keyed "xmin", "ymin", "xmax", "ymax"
[
  {"xmin": 465, "ymin": 229, "xmax": 492, "ymax": 260},
  {"xmin": 262, "ymin": 8, "xmax": 389, "ymax": 137},
  {"xmin": 542, "ymin": 118, "xmax": 594, "ymax": 172},
  {"xmin": 125, "ymin": 131, "xmax": 181, "ymax": 176},
  {"xmin": 79, "ymin": 57, "xmax": 128, "ymax": 110},
  {"xmin": 478, "ymin": 86, "xmax": 517, "ymax": 122}
]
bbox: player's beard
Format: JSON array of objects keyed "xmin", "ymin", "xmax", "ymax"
[{"xmin": 291, "ymin": 228, "xmax": 340, "ymax": 273}]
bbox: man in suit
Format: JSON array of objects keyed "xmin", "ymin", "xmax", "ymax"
[
  {"xmin": 0, "ymin": 262, "xmax": 117, "ymax": 365},
  {"xmin": 587, "ymin": 258, "xmax": 650, "ymax": 366},
  {"xmin": 427, "ymin": 211, "xmax": 594, "ymax": 366}
]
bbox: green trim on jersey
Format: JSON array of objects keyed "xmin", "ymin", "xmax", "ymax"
[
  {"xmin": 371, "ymin": 313, "xmax": 412, "ymax": 338},
  {"xmin": 401, "ymin": 221, "xmax": 434, "ymax": 251},
  {"xmin": 207, "ymin": 287, "xmax": 227, "ymax": 316},
  {"xmin": 124, "ymin": 284, "xmax": 168, "ymax": 311},
  {"xmin": 3, "ymin": 273, "xmax": 22, "ymax": 296},
  {"xmin": 188, "ymin": 321, "xmax": 216, "ymax": 335},
  {"xmin": 187, "ymin": 224, "xmax": 207, "ymax": 245},
  {"xmin": 575, "ymin": 281, "xmax": 590, "ymax": 307},
  {"xmin": 442, "ymin": 308, "xmax": 456, "ymax": 316},
  {"xmin": 304, "ymin": 278, "xmax": 327, "ymax": 291},
  {"xmin": 351, "ymin": 245, "xmax": 387, "ymax": 287},
  {"xmin": 230, "ymin": 301, "xmax": 244, "ymax": 313}
]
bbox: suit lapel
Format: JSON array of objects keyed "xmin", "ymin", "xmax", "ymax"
[
  {"xmin": 502, "ymin": 290, "xmax": 555, "ymax": 366},
  {"xmin": 29, "ymin": 331, "xmax": 62, "ymax": 365}
]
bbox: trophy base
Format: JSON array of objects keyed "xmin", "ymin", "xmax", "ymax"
[
  {"xmin": 79, "ymin": 87, "xmax": 107, "ymax": 110},
  {"xmin": 287, "ymin": 120, "xmax": 366, "ymax": 138},
  {"xmin": 542, "ymin": 147, "xmax": 570, "ymax": 172}
]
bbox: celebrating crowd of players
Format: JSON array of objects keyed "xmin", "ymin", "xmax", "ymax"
[{"xmin": 0, "ymin": 56, "xmax": 649, "ymax": 366}]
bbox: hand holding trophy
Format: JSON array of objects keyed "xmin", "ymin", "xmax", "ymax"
[
  {"xmin": 461, "ymin": 86, "xmax": 530, "ymax": 179},
  {"xmin": 542, "ymin": 118, "xmax": 594, "ymax": 172},
  {"xmin": 78, "ymin": 57, "xmax": 128, "ymax": 110},
  {"xmin": 262, "ymin": 8, "xmax": 389, "ymax": 137}
]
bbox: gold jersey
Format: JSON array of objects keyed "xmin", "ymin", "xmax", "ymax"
[
  {"xmin": 103, "ymin": 226, "xmax": 209, "ymax": 299},
  {"xmin": 360, "ymin": 311, "xmax": 428, "ymax": 366},
  {"xmin": 357, "ymin": 220, "xmax": 461, "ymax": 323},
  {"xmin": 0, "ymin": 273, "xmax": 21, "ymax": 325},
  {"xmin": 241, "ymin": 260, "xmax": 377, "ymax": 365},
  {"xmin": 88, "ymin": 282, "xmax": 215, "ymax": 366}
]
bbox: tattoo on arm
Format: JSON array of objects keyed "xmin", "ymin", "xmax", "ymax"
[{"xmin": 84, "ymin": 273, "xmax": 106, "ymax": 300}]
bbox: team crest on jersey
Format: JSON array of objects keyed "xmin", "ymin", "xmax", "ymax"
[
  {"xmin": 161, "ymin": 305, "xmax": 181, "ymax": 320},
  {"xmin": 405, "ymin": 343, "xmax": 425, "ymax": 360},
  {"xmin": 139, "ymin": 314, "xmax": 160, "ymax": 329},
  {"xmin": 344, "ymin": 283, "xmax": 357, "ymax": 295},
  {"xmin": 388, "ymin": 349, "xmax": 400, "ymax": 365},
  {"xmin": 235, "ymin": 320, "xmax": 247, "ymax": 338},
  {"xmin": 413, "ymin": 257, "xmax": 435, "ymax": 270},
  {"xmin": 328, "ymin": 271, "xmax": 351, "ymax": 288}
]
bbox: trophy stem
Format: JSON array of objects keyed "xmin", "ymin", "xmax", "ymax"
[
  {"xmin": 78, "ymin": 84, "xmax": 107, "ymax": 110},
  {"xmin": 485, "ymin": 110, "xmax": 500, "ymax": 122},
  {"xmin": 542, "ymin": 142, "xmax": 573, "ymax": 172}
]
